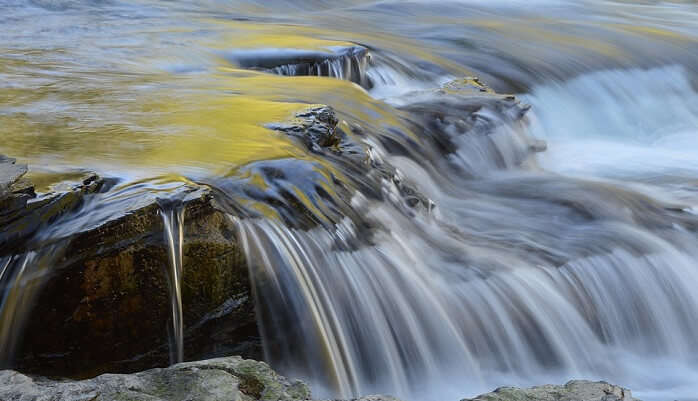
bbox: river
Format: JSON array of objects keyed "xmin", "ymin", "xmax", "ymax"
[{"xmin": 2, "ymin": 1, "xmax": 698, "ymax": 400}]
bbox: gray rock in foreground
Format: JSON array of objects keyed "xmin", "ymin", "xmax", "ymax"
[
  {"xmin": 462, "ymin": 380, "xmax": 639, "ymax": 401},
  {"xmin": 0, "ymin": 357, "xmax": 639, "ymax": 401},
  {"xmin": 0, "ymin": 356, "xmax": 310, "ymax": 401}
]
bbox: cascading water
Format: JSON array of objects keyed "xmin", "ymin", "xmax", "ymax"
[
  {"xmin": 232, "ymin": 62, "xmax": 698, "ymax": 401},
  {"xmin": 160, "ymin": 205, "xmax": 186, "ymax": 364},
  {"xmin": 2, "ymin": 0, "xmax": 698, "ymax": 400},
  {"xmin": 0, "ymin": 245, "xmax": 64, "ymax": 369}
]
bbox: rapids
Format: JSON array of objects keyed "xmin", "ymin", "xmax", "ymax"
[{"xmin": 2, "ymin": 1, "xmax": 698, "ymax": 400}]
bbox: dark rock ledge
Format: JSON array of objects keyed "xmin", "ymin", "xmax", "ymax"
[{"xmin": 0, "ymin": 161, "xmax": 258, "ymax": 377}]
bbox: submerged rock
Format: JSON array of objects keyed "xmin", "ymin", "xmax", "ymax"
[
  {"xmin": 0, "ymin": 356, "xmax": 310, "ymax": 401},
  {"xmin": 462, "ymin": 380, "xmax": 639, "ymax": 401},
  {"xmin": 395, "ymin": 78, "xmax": 540, "ymax": 172}
]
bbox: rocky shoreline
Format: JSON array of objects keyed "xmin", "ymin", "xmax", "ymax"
[{"xmin": 0, "ymin": 355, "xmax": 638, "ymax": 401}]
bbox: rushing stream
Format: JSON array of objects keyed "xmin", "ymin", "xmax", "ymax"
[{"xmin": 2, "ymin": 1, "xmax": 698, "ymax": 400}]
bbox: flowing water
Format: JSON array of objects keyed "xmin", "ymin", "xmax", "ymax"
[
  {"xmin": 2, "ymin": 1, "xmax": 698, "ymax": 400},
  {"xmin": 160, "ymin": 204, "xmax": 186, "ymax": 364}
]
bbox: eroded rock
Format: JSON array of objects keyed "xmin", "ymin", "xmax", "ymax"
[
  {"xmin": 462, "ymin": 380, "xmax": 639, "ymax": 401},
  {"xmin": 0, "ymin": 161, "xmax": 259, "ymax": 377},
  {"xmin": 0, "ymin": 356, "xmax": 310, "ymax": 401}
]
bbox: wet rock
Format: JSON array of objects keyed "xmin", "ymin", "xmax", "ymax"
[
  {"xmin": 9, "ymin": 186, "xmax": 258, "ymax": 378},
  {"xmin": 265, "ymin": 106, "xmax": 432, "ymax": 224},
  {"xmin": 394, "ymin": 78, "xmax": 543, "ymax": 174},
  {"xmin": 0, "ymin": 159, "xmax": 259, "ymax": 378},
  {"xmin": 529, "ymin": 139, "xmax": 548, "ymax": 153},
  {"xmin": 0, "ymin": 155, "xmax": 29, "ymax": 194},
  {"xmin": 268, "ymin": 106, "xmax": 342, "ymax": 153},
  {"xmin": 0, "ymin": 155, "xmax": 34, "ymax": 239},
  {"xmin": 0, "ymin": 356, "xmax": 310, "ymax": 401},
  {"xmin": 0, "ymin": 170, "xmax": 104, "ymax": 256},
  {"xmin": 462, "ymin": 380, "xmax": 639, "ymax": 401},
  {"xmin": 442, "ymin": 76, "xmax": 495, "ymax": 94},
  {"xmin": 227, "ymin": 46, "xmax": 372, "ymax": 88}
]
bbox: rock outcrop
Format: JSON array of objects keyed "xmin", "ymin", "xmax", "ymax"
[
  {"xmin": 0, "ymin": 360, "xmax": 639, "ymax": 401},
  {"xmin": 462, "ymin": 380, "xmax": 639, "ymax": 401},
  {"xmin": 0, "ymin": 159, "xmax": 259, "ymax": 377},
  {"xmin": 0, "ymin": 356, "xmax": 310, "ymax": 401}
]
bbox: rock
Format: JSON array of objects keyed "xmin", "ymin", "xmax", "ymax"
[
  {"xmin": 0, "ymin": 356, "xmax": 311, "ymax": 401},
  {"xmin": 326, "ymin": 397, "xmax": 402, "ymax": 401},
  {"xmin": 441, "ymin": 76, "xmax": 495, "ymax": 94},
  {"xmin": 0, "ymin": 161, "xmax": 259, "ymax": 378},
  {"xmin": 268, "ymin": 105, "xmax": 432, "ymax": 216},
  {"xmin": 462, "ymin": 380, "xmax": 639, "ymax": 401},
  {"xmin": 393, "ymin": 78, "xmax": 543, "ymax": 175},
  {"xmin": 268, "ymin": 106, "xmax": 342, "ymax": 153},
  {"xmin": 0, "ymin": 155, "xmax": 34, "ymax": 240},
  {"xmin": 226, "ymin": 45, "xmax": 372, "ymax": 88},
  {"xmin": 0, "ymin": 155, "xmax": 29, "ymax": 194},
  {"xmin": 0, "ymin": 170, "xmax": 104, "ymax": 256},
  {"xmin": 0, "ymin": 364, "xmax": 638, "ymax": 401}
]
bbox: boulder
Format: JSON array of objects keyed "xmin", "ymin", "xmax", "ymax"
[
  {"xmin": 0, "ymin": 363, "xmax": 639, "ymax": 401},
  {"xmin": 0, "ymin": 160, "xmax": 259, "ymax": 377},
  {"xmin": 0, "ymin": 356, "xmax": 311, "ymax": 401},
  {"xmin": 462, "ymin": 380, "xmax": 639, "ymax": 401}
]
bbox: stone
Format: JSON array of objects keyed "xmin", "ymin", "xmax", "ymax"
[
  {"xmin": 0, "ymin": 364, "xmax": 639, "ymax": 401},
  {"xmin": 462, "ymin": 380, "xmax": 639, "ymax": 401},
  {"xmin": 268, "ymin": 106, "xmax": 343, "ymax": 153},
  {"xmin": 0, "ymin": 356, "xmax": 311, "ymax": 401},
  {"xmin": 0, "ymin": 157, "xmax": 259, "ymax": 377},
  {"xmin": 0, "ymin": 171, "xmax": 104, "ymax": 256},
  {"xmin": 393, "ymin": 78, "xmax": 542, "ymax": 174},
  {"xmin": 227, "ymin": 45, "xmax": 372, "ymax": 88}
]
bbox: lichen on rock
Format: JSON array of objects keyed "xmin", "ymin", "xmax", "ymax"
[
  {"xmin": 0, "ymin": 356, "xmax": 311, "ymax": 401},
  {"xmin": 462, "ymin": 380, "xmax": 639, "ymax": 401}
]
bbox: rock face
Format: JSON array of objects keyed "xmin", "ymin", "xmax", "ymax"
[
  {"xmin": 0, "ymin": 160, "xmax": 259, "ymax": 378},
  {"xmin": 0, "ymin": 356, "xmax": 311, "ymax": 401},
  {"xmin": 462, "ymin": 380, "xmax": 639, "ymax": 401}
]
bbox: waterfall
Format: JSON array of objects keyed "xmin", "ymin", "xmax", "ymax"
[
  {"xmin": 268, "ymin": 48, "xmax": 373, "ymax": 89},
  {"xmin": 0, "ymin": 247, "xmax": 63, "ymax": 368},
  {"xmin": 160, "ymin": 206, "xmax": 186, "ymax": 364},
  {"xmin": 233, "ymin": 66, "xmax": 698, "ymax": 401}
]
